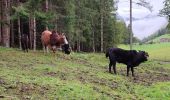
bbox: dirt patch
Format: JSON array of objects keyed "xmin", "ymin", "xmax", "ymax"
[
  {"xmin": 44, "ymin": 71, "xmax": 67, "ymax": 80},
  {"xmin": 0, "ymin": 78, "xmax": 6, "ymax": 85},
  {"xmin": 1, "ymin": 82, "xmax": 50, "ymax": 99},
  {"xmin": 110, "ymin": 67, "xmax": 170, "ymax": 86},
  {"xmin": 75, "ymin": 71, "xmax": 118, "ymax": 90},
  {"xmin": 19, "ymin": 83, "xmax": 48, "ymax": 93},
  {"xmin": 45, "ymin": 72, "xmax": 57, "ymax": 77},
  {"xmin": 18, "ymin": 83, "xmax": 49, "ymax": 99},
  {"xmin": 133, "ymin": 71, "xmax": 170, "ymax": 85},
  {"xmin": 152, "ymin": 67, "xmax": 170, "ymax": 73}
]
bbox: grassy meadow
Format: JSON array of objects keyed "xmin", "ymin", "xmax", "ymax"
[{"xmin": 0, "ymin": 43, "xmax": 170, "ymax": 99}]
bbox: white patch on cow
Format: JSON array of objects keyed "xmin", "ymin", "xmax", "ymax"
[
  {"xmin": 64, "ymin": 36, "xmax": 68, "ymax": 44},
  {"xmin": 57, "ymin": 48, "xmax": 62, "ymax": 51},
  {"xmin": 52, "ymin": 46, "xmax": 56, "ymax": 50}
]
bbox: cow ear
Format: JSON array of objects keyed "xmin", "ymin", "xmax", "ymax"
[
  {"xmin": 143, "ymin": 52, "xmax": 149, "ymax": 57},
  {"xmin": 133, "ymin": 50, "xmax": 137, "ymax": 54},
  {"xmin": 145, "ymin": 52, "xmax": 148, "ymax": 56}
]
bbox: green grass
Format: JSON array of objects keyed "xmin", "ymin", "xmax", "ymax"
[
  {"xmin": 0, "ymin": 44, "xmax": 170, "ymax": 99},
  {"xmin": 135, "ymin": 82, "xmax": 170, "ymax": 99}
]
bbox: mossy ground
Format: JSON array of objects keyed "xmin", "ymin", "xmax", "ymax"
[{"xmin": 0, "ymin": 43, "xmax": 170, "ymax": 99}]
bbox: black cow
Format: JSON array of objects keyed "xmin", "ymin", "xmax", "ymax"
[
  {"xmin": 61, "ymin": 44, "xmax": 71, "ymax": 54},
  {"xmin": 21, "ymin": 34, "xmax": 29, "ymax": 52},
  {"xmin": 106, "ymin": 48, "xmax": 149, "ymax": 77}
]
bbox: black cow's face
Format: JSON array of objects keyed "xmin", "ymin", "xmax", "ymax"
[
  {"xmin": 140, "ymin": 51, "xmax": 149, "ymax": 61},
  {"xmin": 61, "ymin": 44, "xmax": 71, "ymax": 55}
]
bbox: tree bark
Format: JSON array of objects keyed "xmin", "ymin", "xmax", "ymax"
[
  {"xmin": 100, "ymin": 0, "xmax": 104, "ymax": 52},
  {"xmin": 77, "ymin": 36, "xmax": 80, "ymax": 52},
  {"xmin": 92, "ymin": 30, "xmax": 95, "ymax": 52},
  {"xmin": 10, "ymin": 0, "xmax": 14, "ymax": 47},
  {"xmin": 18, "ymin": 17, "xmax": 21, "ymax": 49},
  {"xmin": 45, "ymin": 0, "xmax": 48, "ymax": 30},
  {"xmin": 33, "ymin": 17, "xmax": 36, "ymax": 51},
  {"xmin": 0, "ymin": 0, "xmax": 2, "ymax": 44},
  {"xmin": 130, "ymin": 0, "xmax": 133, "ymax": 50},
  {"xmin": 100, "ymin": 12, "xmax": 104, "ymax": 52},
  {"xmin": 29, "ymin": 14, "xmax": 36, "ymax": 51},
  {"xmin": 29, "ymin": 15, "xmax": 33, "ymax": 49},
  {"xmin": 1, "ymin": 0, "xmax": 10, "ymax": 47},
  {"xmin": 10, "ymin": 20, "xmax": 14, "ymax": 47}
]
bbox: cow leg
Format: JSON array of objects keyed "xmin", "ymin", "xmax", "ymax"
[
  {"xmin": 21, "ymin": 42, "xmax": 24, "ymax": 51},
  {"xmin": 127, "ymin": 66, "xmax": 130, "ymax": 76},
  {"xmin": 112, "ymin": 62, "xmax": 117, "ymax": 74},
  {"xmin": 26, "ymin": 40, "xmax": 29, "ymax": 52},
  {"xmin": 109, "ymin": 62, "xmax": 112, "ymax": 73},
  {"xmin": 47, "ymin": 46, "xmax": 49, "ymax": 53},
  {"xmin": 26, "ymin": 43, "xmax": 28, "ymax": 52},
  {"xmin": 23, "ymin": 44, "xmax": 26, "ymax": 52},
  {"xmin": 131, "ymin": 67, "xmax": 134, "ymax": 77},
  {"xmin": 43, "ymin": 46, "xmax": 46, "ymax": 53},
  {"xmin": 43, "ymin": 45, "xmax": 48, "ymax": 53},
  {"xmin": 24, "ymin": 44, "xmax": 27, "ymax": 52}
]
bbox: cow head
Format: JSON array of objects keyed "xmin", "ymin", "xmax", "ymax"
[
  {"xmin": 139, "ymin": 51, "xmax": 149, "ymax": 61},
  {"xmin": 61, "ymin": 33, "xmax": 71, "ymax": 54},
  {"xmin": 61, "ymin": 44, "xmax": 71, "ymax": 54}
]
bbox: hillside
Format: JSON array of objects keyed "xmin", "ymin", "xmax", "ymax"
[
  {"xmin": 147, "ymin": 34, "xmax": 170, "ymax": 43},
  {"xmin": 0, "ymin": 44, "xmax": 170, "ymax": 99}
]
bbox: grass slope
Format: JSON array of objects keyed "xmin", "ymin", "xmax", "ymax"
[
  {"xmin": 148, "ymin": 34, "xmax": 170, "ymax": 43},
  {"xmin": 0, "ymin": 44, "xmax": 170, "ymax": 99}
]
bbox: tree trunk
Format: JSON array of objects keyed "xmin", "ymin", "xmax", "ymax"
[
  {"xmin": 100, "ymin": 13, "xmax": 104, "ymax": 52},
  {"xmin": 45, "ymin": 0, "xmax": 48, "ymax": 30},
  {"xmin": 1, "ymin": 0, "xmax": 10, "ymax": 47},
  {"xmin": 10, "ymin": 0, "xmax": 14, "ymax": 47},
  {"xmin": 10, "ymin": 20, "xmax": 14, "ymax": 47},
  {"xmin": 18, "ymin": 17, "xmax": 21, "ymax": 49},
  {"xmin": 92, "ymin": 30, "xmax": 95, "ymax": 52},
  {"xmin": 77, "ymin": 37, "xmax": 80, "ymax": 52},
  {"xmin": 29, "ymin": 14, "xmax": 36, "ymax": 51},
  {"xmin": 130, "ymin": 0, "xmax": 133, "ymax": 50},
  {"xmin": 78, "ymin": 40, "xmax": 80, "ymax": 52},
  {"xmin": 29, "ymin": 15, "xmax": 33, "ymax": 49},
  {"xmin": 0, "ymin": 0, "xmax": 2, "ymax": 44},
  {"xmin": 0, "ymin": 24, "xmax": 1, "ymax": 45},
  {"xmin": 33, "ymin": 17, "xmax": 36, "ymax": 51}
]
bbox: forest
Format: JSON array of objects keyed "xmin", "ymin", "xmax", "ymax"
[{"xmin": 0, "ymin": 0, "xmax": 132, "ymax": 52}]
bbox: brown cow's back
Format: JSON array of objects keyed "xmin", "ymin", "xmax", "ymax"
[{"xmin": 41, "ymin": 30, "xmax": 52, "ymax": 46}]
